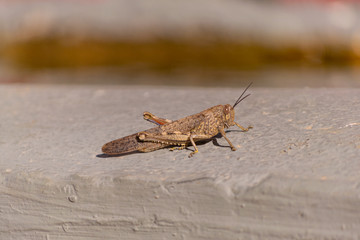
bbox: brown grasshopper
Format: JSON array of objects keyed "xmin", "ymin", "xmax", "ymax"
[{"xmin": 102, "ymin": 83, "xmax": 253, "ymax": 157}]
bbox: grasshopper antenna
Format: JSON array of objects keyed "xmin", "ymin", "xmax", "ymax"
[{"xmin": 233, "ymin": 82, "xmax": 252, "ymax": 108}]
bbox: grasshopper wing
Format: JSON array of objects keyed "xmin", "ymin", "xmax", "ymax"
[{"xmin": 102, "ymin": 128, "xmax": 168, "ymax": 155}]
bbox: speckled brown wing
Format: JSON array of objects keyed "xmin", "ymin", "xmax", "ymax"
[{"xmin": 101, "ymin": 127, "xmax": 169, "ymax": 155}]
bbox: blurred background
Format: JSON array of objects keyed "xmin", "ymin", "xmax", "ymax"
[{"xmin": 1, "ymin": 0, "xmax": 360, "ymax": 87}]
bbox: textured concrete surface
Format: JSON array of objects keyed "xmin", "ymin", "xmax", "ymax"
[{"xmin": 0, "ymin": 84, "xmax": 359, "ymax": 239}]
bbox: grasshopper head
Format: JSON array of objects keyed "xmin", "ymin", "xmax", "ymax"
[
  {"xmin": 223, "ymin": 82, "xmax": 252, "ymax": 128},
  {"xmin": 223, "ymin": 104, "xmax": 235, "ymax": 128}
]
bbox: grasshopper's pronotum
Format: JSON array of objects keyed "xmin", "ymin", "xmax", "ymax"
[{"xmin": 102, "ymin": 83, "xmax": 253, "ymax": 157}]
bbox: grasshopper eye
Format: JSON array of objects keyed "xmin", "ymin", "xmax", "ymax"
[{"xmin": 224, "ymin": 105, "xmax": 231, "ymax": 114}]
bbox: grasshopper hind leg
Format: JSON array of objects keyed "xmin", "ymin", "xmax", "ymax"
[
  {"xmin": 143, "ymin": 112, "xmax": 172, "ymax": 126},
  {"xmin": 138, "ymin": 144, "xmax": 167, "ymax": 153},
  {"xmin": 169, "ymin": 144, "xmax": 186, "ymax": 151}
]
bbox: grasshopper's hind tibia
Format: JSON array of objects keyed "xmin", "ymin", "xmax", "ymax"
[
  {"xmin": 169, "ymin": 144, "xmax": 187, "ymax": 151},
  {"xmin": 138, "ymin": 131, "xmax": 202, "ymax": 158},
  {"xmin": 143, "ymin": 112, "xmax": 172, "ymax": 126}
]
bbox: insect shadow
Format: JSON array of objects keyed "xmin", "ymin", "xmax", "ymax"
[
  {"xmin": 96, "ymin": 131, "xmax": 243, "ymax": 158},
  {"xmin": 96, "ymin": 152, "xmax": 140, "ymax": 158}
]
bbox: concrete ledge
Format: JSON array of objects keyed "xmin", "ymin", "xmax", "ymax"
[{"xmin": 1, "ymin": 85, "xmax": 359, "ymax": 239}]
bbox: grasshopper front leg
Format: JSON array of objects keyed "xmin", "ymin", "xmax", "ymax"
[
  {"xmin": 143, "ymin": 112, "xmax": 172, "ymax": 126},
  {"xmin": 235, "ymin": 122, "xmax": 253, "ymax": 132},
  {"xmin": 219, "ymin": 127, "xmax": 237, "ymax": 151}
]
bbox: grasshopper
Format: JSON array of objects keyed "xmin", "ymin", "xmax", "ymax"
[{"xmin": 102, "ymin": 83, "xmax": 253, "ymax": 157}]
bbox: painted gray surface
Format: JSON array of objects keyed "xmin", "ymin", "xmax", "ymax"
[{"xmin": 0, "ymin": 85, "xmax": 359, "ymax": 239}]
